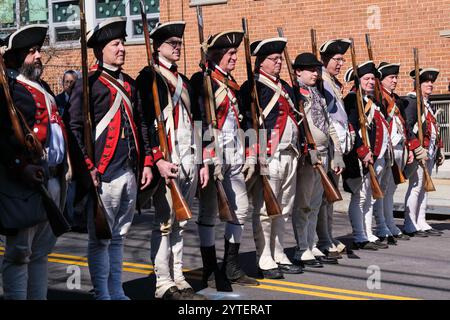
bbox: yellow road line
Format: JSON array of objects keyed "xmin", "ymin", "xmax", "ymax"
[
  {"xmin": 256, "ymin": 284, "xmax": 369, "ymax": 300},
  {"xmin": 259, "ymin": 279, "xmax": 419, "ymax": 300}
]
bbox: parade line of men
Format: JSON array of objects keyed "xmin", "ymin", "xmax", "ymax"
[{"xmin": 0, "ymin": 18, "xmax": 445, "ymax": 300}]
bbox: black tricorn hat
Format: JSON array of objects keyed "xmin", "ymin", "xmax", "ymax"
[
  {"xmin": 409, "ymin": 68, "xmax": 439, "ymax": 83},
  {"xmin": 319, "ymin": 39, "xmax": 351, "ymax": 56},
  {"xmin": 344, "ymin": 60, "xmax": 381, "ymax": 82},
  {"xmin": 86, "ymin": 17, "xmax": 127, "ymax": 48},
  {"xmin": 250, "ymin": 37, "xmax": 287, "ymax": 57},
  {"xmin": 205, "ymin": 30, "xmax": 244, "ymax": 50},
  {"xmin": 293, "ymin": 52, "xmax": 323, "ymax": 69},
  {"xmin": 377, "ymin": 62, "xmax": 400, "ymax": 79},
  {"xmin": 2, "ymin": 24, "xmax": 48, "ymax": 53},
  {"xmin": 150, "ymin": 21, "xmax": 185, "ymax": 43}
]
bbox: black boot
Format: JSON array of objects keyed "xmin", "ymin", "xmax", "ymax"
[
  {"xmin": 222, "ymin": 239, "xmax": 259, "ymax": 286},
  {"xmin": 200, "ymin": 246, "xmax": 232, "ymax": 292}
]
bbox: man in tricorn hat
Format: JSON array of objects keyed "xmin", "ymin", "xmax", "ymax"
[
  {"xmin": 241, "ymin": 37, "xmax": 303, "ymax": 279},
  {"xmin": 372, "ymin": 62, "xmax": 412, "ymax": 244},
  {"xmin": 291, "ymin": 52, "xmax": 344, "ymax": 268},
  {"xmin": 0, "ymin": 24, "xmax": 70, "ymax": 299},
  {"xmin": 68, "ymin": 17, "xmax": 153, "ymax": 300},
  {"xmin": 316, "ymin": 38, "xmax": 353, "ymax": 258},
  {"xmin": 136, "ymin": 21, "xmax": 209, "ymax": 300},
  {"xmin": 191, "ymin": 30, "xmax": 259, "ymax": 291},
  {"xmin": 402, "ymin": 68, "xmax": 444, "ymax": 237},
  {"xmin": 343, "ymin": 61, "xmax": 391, "ymax": 251}
]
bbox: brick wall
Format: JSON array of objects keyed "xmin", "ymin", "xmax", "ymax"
[{"xmin": 42, "ymin": 0, "xmax": 450, "ymax": 96}]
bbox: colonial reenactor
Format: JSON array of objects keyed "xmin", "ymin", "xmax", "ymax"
[
  {"xmin": 0, "ymin": 25, "xmax": 70, "ymax": 299},
  {"xmin": 316, "ymin": 39, "xmax": 353, "ymax": 257},
  {"xmin": 136, "ymin": 21, "xmax": 208, "ymax": 300},
  {"xmin": 190, "ymin": 30, "xmax": 259, "ymax": 290},
  {"xmin": 402, "ymin": 68, "xmax": 444, "ymax": 237},
  {"xmin": 68, "ymin": 17, "xmax": 153, "ymax": 300},
  {"xmin": 291, "ymin": 53, "xmax": 344, "ymax": 267},
  {"xmin": 372, "ymin": 62, "xmax": 411, "ymax": 243},
  {"xmin": 242, "ymin": 38, "xmax": 303, "ymax": 279},
  {"xmin": 343, "ymin": 61, "xmax": 391, "ymax": 250}
]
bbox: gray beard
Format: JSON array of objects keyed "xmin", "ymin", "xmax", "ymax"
[{"xmin": 19, "ymin": 62, "xmax": 43, "ymax": 81}]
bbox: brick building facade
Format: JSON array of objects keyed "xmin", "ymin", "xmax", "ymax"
[{"xmin": 37, "ymin": 0, "xmax": 449, "ymax": 96}]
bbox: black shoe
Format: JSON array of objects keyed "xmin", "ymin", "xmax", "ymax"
[
  {"xmin": 222, "ymin": 238, "xmax": 259, "ymax": 286},
  {"xmin": 302, "ymin": 259, "xmax": 324, "ymax": 268},
  {"xmin": 162, "ymin": 286, "xmax": 183, "ymax": 300},
  {"xmin": 259, "ymin": 267, "xmax": 284, "ymax": 279},
  {"xmin": 394, "ymin": 233, "xmax": 410, "ymax": 240},
  {"xmin": 200, "ymin": 246, "xmax": 233, "ymax": 292},
  {"xmin": 424, "ymin": 229, "xmax": 442, "ymax": 236},
  {"xmin": 374, "ymin": 240, "xmax": 389, "ymax": 249},
  {"xmin": 353, "ymin": 241, "xmax": 378, "ymax": 250},
  {"xmin": 378, "ymin": 236, "xmax": 397, "ymax": 245},
  {"xmin": 230, "ymin": 274, "xmax": 260, "ymax": 286},
  {"xmin": 404, "ymin": 230, "xmax": 428, "ymax": 237},
  {"xmin": 316, "ymin": 256, "xmax": 339, "ymax": 265},
  {"xmin": 387, "ymin": 236, "xmax": 398, "ymax": 245},
  {"xmin": 426, "ymin": 228, "xmax": 443, "ymax": 234},
  {"xmin": 277, "ymin": 263, "xmax": 303, "ymax": 274},
  {"xmin": 322, "ymin": 249, "xmax": 342, "ymax": 259},
  {"xmin": 179, "ymin": 288, "xmax": 208, "ymax": 300}
]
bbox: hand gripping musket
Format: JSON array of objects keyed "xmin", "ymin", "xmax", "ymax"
[
  {"xmin": 195, "ymin": 5, "xmax": 236, "ymax": 223},
  {"xmin": 0, "ymin": 48, "xmax": 70, "ymax": 237},
  {"xmin": 365, "ymin": 33, "xmax": 406, "ymax": 185},
  {"xmin": 349, "ymin": 38, "xmax": 384, "ymax": 199},
  {"xmin": 278, "ymin": 27, "xmax": 342, "ymax": 203},
  {"xmin": 242, "ymin": 18, "xmax": 282, "ymax": 217},
  {"xmin": 80, "ymin": 0, "xmax": 112, "ymax": 238},
  {"xmin": 139, "ymin": 1, "xmax": 192, "ymax": 221},
  {"xmin": 413, "ymin": 48, "xmax": 436, "ymax": 192}
]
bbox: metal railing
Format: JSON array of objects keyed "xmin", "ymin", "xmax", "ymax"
[{"xmin": 433, "ymin": 99, "xmax": 450, "ymax": 156}]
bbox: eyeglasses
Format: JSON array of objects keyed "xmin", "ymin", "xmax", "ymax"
[
  {"xmin": 331, "ymin": 57, "xmax": 346, "ymax": 64},
  {"xmin": 164, "ymin": 40, "xmax": 183, "ymax": 48},
  {"xmin": 266, "ymin": 56, "xmax": 283, "ymax": 63}
]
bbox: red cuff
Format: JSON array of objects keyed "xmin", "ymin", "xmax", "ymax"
[
  {"xmin": 245, "ymin": 144, "xmax": 259, "ymax": 158},
  {"xmin": 85, "ymin": 157, "xmax": 94, "ymax": 170},
  {"xmin": 408, "ymin": 138, "xmax": 421, "ymax": 151},
  {"xmin": 144, "ymin": 155, "xmax": 154, "ymax": 167},
  {"xmin": 203, "ymin": 146, "xmax": 215, "ymax": 161},
  {"xmin": 356, "ymin": 145, "xmax": 370, "ymax": 160},
  {"xmin": 151, "ymin": 147, "xmax": 164, "ymax": 164}
]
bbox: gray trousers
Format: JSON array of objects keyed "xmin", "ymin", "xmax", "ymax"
[
  {"xmin": 1, "ymin": 177, "xmax": 60, "ymax": 300},
  {"xmin": 292, "ymin": 156, "xmax": 327, "ymax": 260}
]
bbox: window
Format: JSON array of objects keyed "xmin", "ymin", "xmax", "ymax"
[
  {"xmin": 0, "ymin": 0, "xmax": 160, "ymax": 47},
  {"xmin": 94, "ymin": 0, "xmax": 160, "ymax": 40}
]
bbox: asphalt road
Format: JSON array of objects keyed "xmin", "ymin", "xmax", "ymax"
[{"xmin": 1, "ymin": 198, "xmax": 449, "ymax": 301}]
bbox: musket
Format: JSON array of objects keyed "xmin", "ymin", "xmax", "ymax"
[
  {"xmin": 242, "ymin": 18, "xmax": 281, "ymax": 217},
  {"xmin": 80, "ymin": 0, "xmax": 112, "ymax": 238},
  {"xmin": 0, "ymin": 47, "xmax": 70, "ymax": 237},
  {"xmin": 311, "ymin": 29, "xmax": 319, "ymax": 59},
  {"xmin": 349, "ymin": 38, "xmax": 384, "ymax": 199},
  {"xmin": 413, "ymin": 48, "xmax": 436, "ymax": 192},
  {"xmin": 195, "ymin": 5, "xmax": 236, "ymax": 223},
  {"xmin": 365, "ymin": 33, "xmax": 406, "ymax": 185},
  {"xmin": 139, "ymin": 1, "xmax": 192, "ymax": 221},
  {"xmin": 278, "ymin": 27, "xmax": 342, "ymax": 203}
]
